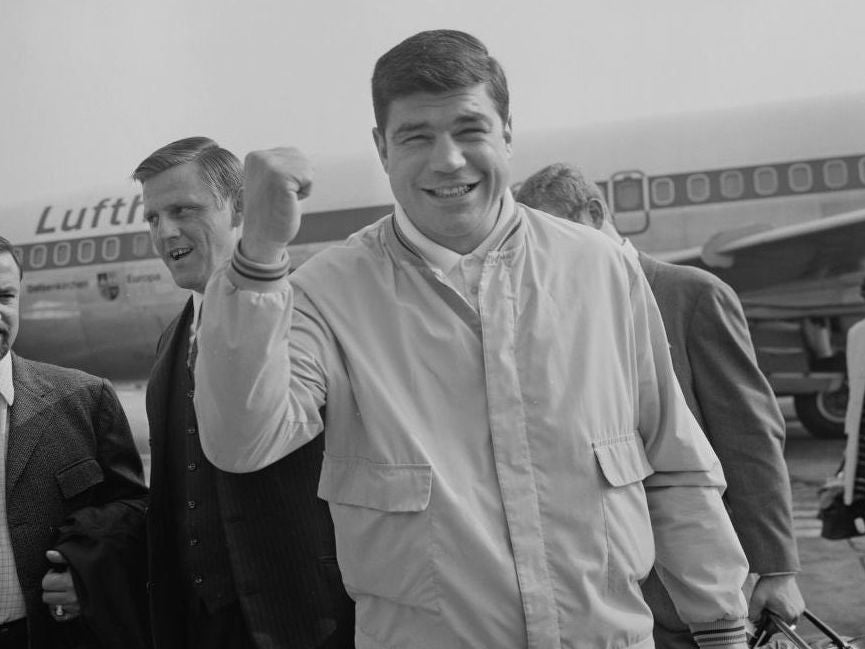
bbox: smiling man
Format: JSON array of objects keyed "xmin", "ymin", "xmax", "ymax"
[
  {"xmin": 371, "ymin": 85, "xmax": 512, "ymax": 253},
  {"xmin": 194, "ymin": 31, "xmax": 751, "ymax": 648},
  {"xmin": 133, "ymin": 137, "xmax": 354, "ymax": 649}
]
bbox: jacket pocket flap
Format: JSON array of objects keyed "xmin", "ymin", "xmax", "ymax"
[
  {"xmin": 318, "ymin": 454, "xmax": 432, "ymax": 512},
  {"xmin": 56, "ymin": 457, "xmax": 104, "ymax": 499},
  {"xmin": 593, "ymin": 435, "xmax": 654, "ymax": 487}
]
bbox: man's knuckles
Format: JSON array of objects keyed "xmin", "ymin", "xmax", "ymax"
[
  {"xmin": 245, "ymin": 148, "xmax": 312, "ymax": 189},
  {"xmin": 41, "ymin": 571, "xmax": 72, "ymax": 590}
]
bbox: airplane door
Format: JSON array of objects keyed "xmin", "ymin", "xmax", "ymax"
[{"xmin": 607, "ymin": 170, "xmax": 650, "ymax": 235}]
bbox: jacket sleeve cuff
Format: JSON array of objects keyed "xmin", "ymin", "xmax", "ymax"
[
  {"xmin": 690, "ymin": 619, "xmax": 748, "ymax": 648},
  {"xmin": 233, "ymin": 239, "xmax": 291, "ymax": 281},
  {"xmin": 226, "ymin": 240, "xmax": 291, "ymax": 293}
]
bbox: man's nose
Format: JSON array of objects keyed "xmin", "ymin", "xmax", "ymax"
[
  {"xmin": 429, "ymin": 135, "xmax": 466, "ymax": 173},
  {"xmin": 154, "ymin": 215, "xmax": 181, "ymax": 240}
]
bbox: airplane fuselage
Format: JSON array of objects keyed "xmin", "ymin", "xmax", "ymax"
[{"xmin": 3, "ymin": 93, "xmax": 865, "ymax": 437}]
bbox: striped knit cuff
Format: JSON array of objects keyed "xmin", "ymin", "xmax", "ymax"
[
  {"xmin": 232, "ymin": 239, "xmax": 291, "ymax": 282},
  {"xmin": 690, "ymin": 620, "xmax": 748, "ymax": 648}
]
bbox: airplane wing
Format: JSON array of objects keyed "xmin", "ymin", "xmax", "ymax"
[{"xmin": 656, "ymin": 208, "xmax": 865, "ymax": 318}]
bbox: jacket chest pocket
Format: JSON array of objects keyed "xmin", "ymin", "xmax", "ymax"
[
  {"xmin": 56, "ymin": 457, "xmax": 104, "ymax": 503},
  {"xmin": 318, "ymin": 454, "xmax": 439, "ymax": 612},
  {"xmin": 593, "ymin": 434, "xmax": 655, "ymax": 591}
]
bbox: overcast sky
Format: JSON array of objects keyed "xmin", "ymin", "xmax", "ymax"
[{"xmin": 3, "ymin": 0, "xmax": 865, "ymax": 206}]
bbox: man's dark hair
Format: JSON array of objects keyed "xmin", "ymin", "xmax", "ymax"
[
  {"xmin": 0, "ymin": 236, "xmax": 23, "ymax": 279},
  {"xmin": 516, "ymin": 163, "xmax": 606, "ymax": 221},
  {"xmin": 372, "ymin": 29, "xmax": 510, "ymax": 132},
  {"xmin": 132, "ymin": 136, "xmax": 242, "ymax": 207}
]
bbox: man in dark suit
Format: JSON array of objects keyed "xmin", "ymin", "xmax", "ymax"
[
  {"xmin": 516, "ymin": 163, "xmax": 805, "ymax": 647},
  {"xmin": 133, "ymin": 137, "xmax": 354, "ymax": 649},
  {"xmin": 0, "ymin": 236, "xmax": 149, "ymax": 648}
]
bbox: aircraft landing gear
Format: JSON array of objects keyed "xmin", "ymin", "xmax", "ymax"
[{"xmin": 793, "ymin": 388, "xmax": 847, "ymax": 439}]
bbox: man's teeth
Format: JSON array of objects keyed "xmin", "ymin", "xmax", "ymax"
[
  {"xmin": 429, "ymin": 184, "xmax": 474, "ymax": 198},
  {"xmin": 170, "ymin": 248, "xmax": 192, "ymax": 260}
]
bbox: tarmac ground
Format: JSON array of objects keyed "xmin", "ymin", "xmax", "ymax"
[{"xmin": 781, "ymin": 398, "xmax": 865, "ymax": 641}]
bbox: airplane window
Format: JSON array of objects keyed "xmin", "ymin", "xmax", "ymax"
[
  {"xmin": 686, "ymin": 174, "xmax": 710, "ymax": 203},
  {"xmin": 132, "ymin": 233, "xmax": 150, "ymax": 257},
  {"xmin": 823, "ymin": 160, "xmax": 848, "ymax": 189},
  {"xmin": 651, "ymin": 178, "xmax": 674, "ymax": 206},
  {"xmin": 614, "ymin": 179, "xmax": 643, "ymax": 211},
  {"xmin": 77, "ymin": 239, "xmax": 95, "ymax": 264},
  {"xmin": 754, "ymin": 167, "xmax": 778, "ymax": 196},
  {"xmin": 720, "ymin": 171, "xmax": 744, "ymax": 199},
  {"xmin": 788, "ymin": 163, "xmax": 813, "ymax": 192},
  {"xmin": 53, "ymin": 241, "xmax": 71, "ymax": 266},
  {"xmin": 102, "ymin": 236, "xmax": 120, "ymax": 262},
  {"xmin": 29, "ymin": 244, "xmax": 47, "ymax": 269}
]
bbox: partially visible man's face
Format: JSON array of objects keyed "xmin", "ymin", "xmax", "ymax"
[
  {"xmin": 0, "ymin": 252, "xmax": 21, "ymax": 360},
  {"xmin": 143, "ymin": 162, "xmax": 240, "ymax": 293},
  {"xmin": 373, "ymin": 83, "xmax": 512, "ymax": 254}
]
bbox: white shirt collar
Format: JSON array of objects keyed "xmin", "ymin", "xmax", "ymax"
[
  {"xmin": 0, "ymin": 352, "xmax": 13, "ymax": 406},
  {"xmin": 191, "ymin": 291, "xmax": 203, "ymax": 328},
  {"xmin": 621, "ymin": 238, "xmax": 640, "ymax": 262},
  {"xmin": 394, "ymin": 192, "xmax": 515, "ymax": 274}
]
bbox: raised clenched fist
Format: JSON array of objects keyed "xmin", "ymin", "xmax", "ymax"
[{"xmin": 241, "ymin": 147, "xmax": 313, "ymax": 264}]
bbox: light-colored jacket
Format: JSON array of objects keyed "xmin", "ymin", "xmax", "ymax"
[
  {"xmin": 196, "ymin": 199, "xmax": 748, "ymax": 649},
  {"xmin": 844, "ymin": 318, "xmax": 865, "ymax": 503}
]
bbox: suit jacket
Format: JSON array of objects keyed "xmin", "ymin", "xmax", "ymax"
[
  {"xmin": 7, "ymin": 353, "xmax": 149, "ymax": 649},
  {"xmin": 146, "ymin": 299, "xmax": 354, "ymax": 649},
  {"xmin": 637, "ymin": 253, "xmax": 798, "ymax": 632}
]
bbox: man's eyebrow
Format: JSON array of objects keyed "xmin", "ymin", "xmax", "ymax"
[
  {"xmin": 144, "ymin": 199, "xmax": 199, "ymax": 217},
  {"xmin": 454, "ymin": 113, "xmax": 493, "ymax": 127},
  {"xmin": 391, "ymin": 120, "xmax": 431, "ymax": 138},
  {"xmin": 391, "ymin": 112, "xmax": 494, "ymax": 138}
]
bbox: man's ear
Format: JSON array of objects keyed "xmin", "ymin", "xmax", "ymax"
[
  {"xmin": 231, "ymin": 189, "xmax": 244, "ymax": 228},
  {"xmin": 503, "ymin": 116, "xmax": 513, "ymax": 155},
  {"xmin": 372, "ymin": 127, "xmax": 388, "ymax": 172},
  {"xmin": 587, "ymin": 198, "xmax": 606, "ymax": 229}
]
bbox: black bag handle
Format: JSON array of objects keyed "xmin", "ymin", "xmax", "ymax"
[{"xmin": 751, "ymin": 609, "xmax": 853, "ymax": 649}]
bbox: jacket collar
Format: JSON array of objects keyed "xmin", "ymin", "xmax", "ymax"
[
  {"xmin": 147, "ymin": 297, "xmax": 193, "ymax": 421},
  {"xmin": 7, "ymin": 353, "xmax": 53, "ymax": 488},
  {"xmin": 389, "ymin": 190, "xmax": 523, "ymax": 266},
  {"xmin": 636, "ymin": 251, "xmax": 660, "ymax": 288}
]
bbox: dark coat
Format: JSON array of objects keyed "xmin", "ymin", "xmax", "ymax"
[
  {"xmin": 145, "ymin": 299, "xmax": 354, "ymax": 649},
  {"xmin": 636, "ymin": 254, "xmax": 798, "ymax": 639},
  {"xmin": 7, "ymin": 353, "xmax": 149, "ymax": 648}
]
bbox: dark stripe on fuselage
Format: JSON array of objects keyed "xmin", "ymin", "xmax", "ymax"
[
  {"xmin": 595, "ymin": 154, "xmax": 865, "ymax": 212},
  {"xmin": 16, "ymin": 203, "xmax": 394, "ymax": 272}
]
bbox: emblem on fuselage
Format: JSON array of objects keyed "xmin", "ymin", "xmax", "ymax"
[{"xmin": 97, "ymin": 271, "xmax": 119, "ymax": 301}]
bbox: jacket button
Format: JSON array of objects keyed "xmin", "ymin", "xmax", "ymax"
[
  {"xmin": 188, "ymin": 462, "xmax": 198, "ymax": 472},
  {"xmin": 187, "ymin": 390, "xmax": 195, "ymax": 399},
  {"xmin": 186, "ymin": 427, "xmax": 196, "ymax": 435},
  {"xmin": 187, "ymin": 500, "xmax": 197, "ymax": 509},
  {"xmin": 189, "ymin": 537, "xmax": 200, "ymax": 547},
  {"xmin": 192, "ymin": 575, "xmax": 204, "ymax": 585}
]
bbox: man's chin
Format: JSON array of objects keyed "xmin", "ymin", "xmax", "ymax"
[{"xmin": 170, "ymin": 272, "xmax": 200, "ymax": 292}]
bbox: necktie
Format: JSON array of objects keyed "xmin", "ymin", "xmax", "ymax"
[{"xmin": 187, "ymin": 306, "xmax": 202, "ymax": 372}]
